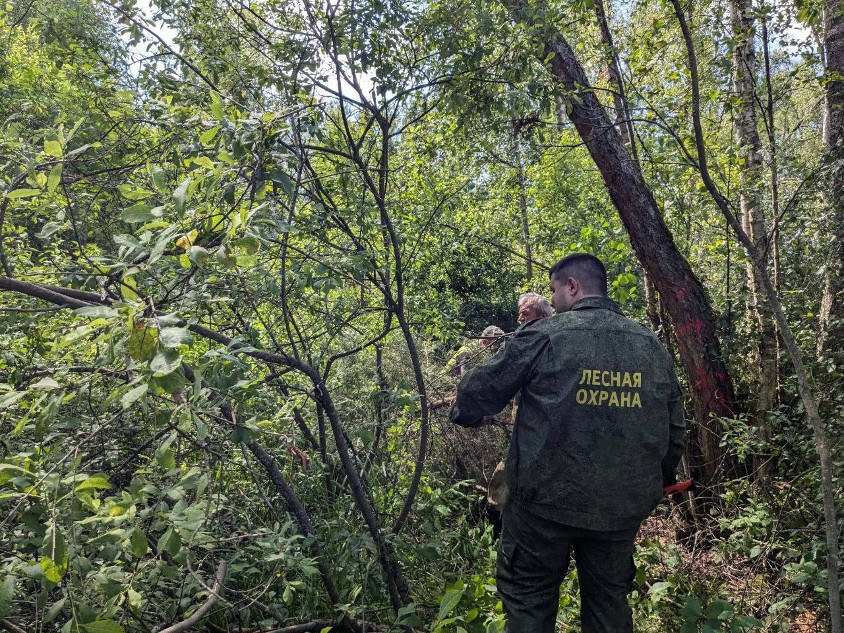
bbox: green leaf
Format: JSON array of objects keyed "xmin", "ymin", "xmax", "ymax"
[
  {"xmin": 67, "ymin": 143, "xmax": 92, "ymax": 157},
  {"xmin": 215, "ymin": 246, "xmax": 237, "ymax": 268},
  {"xmin": 172, "ymin": 177, "xmax": 192, "ymax": 213},
  {"xmin": 127, "ymin": 588, "xmax": 143, "ymax": 610},
  {"xmin": 121, "ymin": 274, "xmax": 139, "ymax": 302},
  {"xmin": 6, "ymin": 188, "xmax": 41, "ymax": 199},
  {"xmin": 74, "ymin": 306, "xmax": 118, "ymax": 318},
  {"xmin": 199, "ymin": 127, "xmax": 218, "ymax": 144},
  {"xmin": 0, "ymin": 576, "xmax": 15, "ymax": 618},
  {"xmin": 129, "ymin": 528, "xmax": 148, "ymax": 558},
  {"xmin": 121, "ymin": 384, "xmax": 148, "ymax": 409},
  {"xmin": 43, "ymin": 596, "xmax": 66, "ymax": 624},
  {"xmin": 82, "ymin": 621, "xmax": 125, "ymax": 633},
  {"xmin": 31, "ymin": 377, "xmax": 60, "ymax": 390},
  {"xmin": 682, "ymin": 595, "xmax": 702, "ymax": 620},
  {"xmin": 267, "ymin": 168, "xmax": 294, "ymax": 193},
  {"xmin": 117, "ymin": 184, "xmax": 155, "ymax": 200},
  {"xmin": 210, "ymin": 93, "xmax": 224, "ymax": 120},
  {"xmin": 158, "ymin": 327, "xmax": 192, "ymax": 348},
  {"xmin": 128, "ymin": 322, "xmax": 158, "ymax": 362},
  {"xmin": 47, "ymin": 164, "xmax": 63, "ymax": 193},
  {"xmin": 158, "ymin": 527, "xmax": 181, "ymax": 556},
  {"xmin": 486, "ymin": 621, "xmax": 505, "ymax": 633},
  {"xmin": 120, "ymin": 204, "xmax": 156, "ymax": 223},
  {"xmin": 44, "ymin": 140, "xmax": 63, "ymax": 158},
  {"xmin": 38, "ymin": 221, "xmax": 65, "ymax": 238},
  {"xmin": 705, "ymin": 598, "xmax": 733, "ymax": 620},
  {"xmin": 647, "ymin": 581, "xmax": 670, "ymax": 598},
  {"xmin": 150, "ymin": 349, "xmax": 181, "ymax": 376},
  {"xmin": 0, "ymin": 391, "xmax": 26, "ymax": 409},
  {"xmin": 40, "ymin": 556, "xmax": 66, "ymax": 583},
  {"xmin": 156, "ymin": 445, "xmax": 176, "ymax": 470},
  {"xmin": 234, "ymin": 235, "xmax": 260, "ymax": 255},
  {"xmin": 42, "ymin": 526, "xmax": 67, "ymax": 576},
  {"xmin": 187, "ymin": 245, "xmax": 209, "ymax": 268},
  {"xmin": 437, "ymin": 587, "xmax": 464, "ymax": 622},
  {"xmin": 192, "ymin": 156, "xmax": 215, "ymax": 170},
  {"xmin": 74, "ymin": 475, "xmax": 112, "ymax": 493},
  {"xmin": 229, "ymin": 426, "xmax": 253, "ymax": 444},
  {"xmin": 150, "ymin": 166, "xmax": 168, "ymax": 192}
]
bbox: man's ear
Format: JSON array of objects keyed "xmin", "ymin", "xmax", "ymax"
[{"xmin": 567, "ymin": 276, "xmax": 579, "ymax": 294}]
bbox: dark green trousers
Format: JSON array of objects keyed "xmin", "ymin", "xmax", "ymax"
[{"xmin": 497, "ymin": 502, "xmax": 639, "ymax": 633}]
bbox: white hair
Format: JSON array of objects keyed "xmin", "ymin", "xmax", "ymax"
[{"xmin": 518, "ymin": 292, "xmax": 553, "ymax": 318}]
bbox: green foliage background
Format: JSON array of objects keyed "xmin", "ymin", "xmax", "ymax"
[{"xmin": 0, "ymin": 0, "xmax": 840, "ymax": 631}]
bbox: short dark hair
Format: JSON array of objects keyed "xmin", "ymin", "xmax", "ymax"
[{"xmin": 549, "ymin": 253, "xmax": 608, "ymax": 296}]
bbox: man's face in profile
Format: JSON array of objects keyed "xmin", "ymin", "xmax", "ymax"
[{"xmin": 518, "ymin": 301, "xmax": 539, "ymax": 324}]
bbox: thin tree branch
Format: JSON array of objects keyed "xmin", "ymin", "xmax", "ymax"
[{"xmin": 156, "ymin": 561, "xmax": 227, "ymax": 633}]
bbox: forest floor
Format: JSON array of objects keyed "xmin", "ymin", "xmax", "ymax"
[{"xmin": 635, "ymin": 503, "xmax": 820, "ymax": 633}]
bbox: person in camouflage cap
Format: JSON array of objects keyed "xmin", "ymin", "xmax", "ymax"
[{"xmin": 449, "ymin": 253, "xmax": 685, "ymax": 633}]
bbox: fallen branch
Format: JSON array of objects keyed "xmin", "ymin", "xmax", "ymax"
[
  {"xmin": 0, "ymin": 619, "xmax": 27, "ymax": 633},
  {"xmin": 262, "ymin": 621, "xmax": 337, "ymax": 633},
  {"xmin": 242, "ymin": 620, "xmax": 393, "ymax": 633},
  {"xmin": 156, "ymin": 560, "xmax": 227, "ymax": 633}
]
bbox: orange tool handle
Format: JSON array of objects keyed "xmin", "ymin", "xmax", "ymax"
[{"xmin": 663, "ymin": 479, "xmax": 693, "ymax": 496}]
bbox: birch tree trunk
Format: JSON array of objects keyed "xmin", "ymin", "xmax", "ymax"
[{"xmin": 730, "ymin": 0, "xmax": 776, "ymax": 478}]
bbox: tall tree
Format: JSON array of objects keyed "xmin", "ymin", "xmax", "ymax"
[
  {"xmin": 730, "ymin": 0, "xmax": 777, "ymax": 478},
  {"xmin": 501, "ymin": 0, "xmax": 737, "ymax": 484},
  {"xmin": 818, "ymin": 0, "xmax": 844, "ymax": 357}
]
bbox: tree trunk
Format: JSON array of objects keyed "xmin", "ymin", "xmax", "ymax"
[
  {"xmin": 594, "ymin": 0, "xmax": 638, "ymax": 162},
  {"xmin": 760, "ymin": 10, "xmax": 783, "ymax": 404},
  {"xmin": 514, "ymin": 128, "xmax": 534, "ymax": 281},
  {"xmin": 760, "ymin": 12, "xmax": 781, "ymax": 296},
  {"xmin": 730, "ymin": 0, "xmax": 776, "ymax": 478},
  {"xmin": 819, "ymin": 0, "xmax": 844, "ymax": 357},
  {"xmin": 502, "ymin": 0, "xmax": 737, "ymax": 485},
  {"xmin": 517, "ymin": 164, "xmax": 533, "ymax": 281}
]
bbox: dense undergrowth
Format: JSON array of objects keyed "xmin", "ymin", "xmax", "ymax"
[{"xmin": 0, "ymin": 320, "xmax": 839, "ymax": 632}]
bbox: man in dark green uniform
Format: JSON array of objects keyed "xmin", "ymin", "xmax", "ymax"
[{"xmin": 449, "ymin": 253, "xmax": 685, "ymax": 633}]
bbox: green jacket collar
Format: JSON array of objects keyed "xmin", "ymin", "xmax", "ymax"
[{"xmin": 570, "ymin": 295, "xmax": 623, "ymax": 314}]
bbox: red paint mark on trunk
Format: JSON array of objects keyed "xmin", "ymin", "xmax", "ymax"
[
  {"xmin": 690, "ymin": 367, "xmax": 727, "ymax": 411},
  {"xmin": 674, "ymin": 319, "xmax": 714, "ymax": 345}
]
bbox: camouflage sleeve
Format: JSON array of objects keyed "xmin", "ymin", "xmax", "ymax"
[
  {"xmin": 449, "ymin": 326, "xmax": 547, "ymax": 427},
  {"xmin": 661, "ymin": 366, "xmax": 686, "ymax": 480}
]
